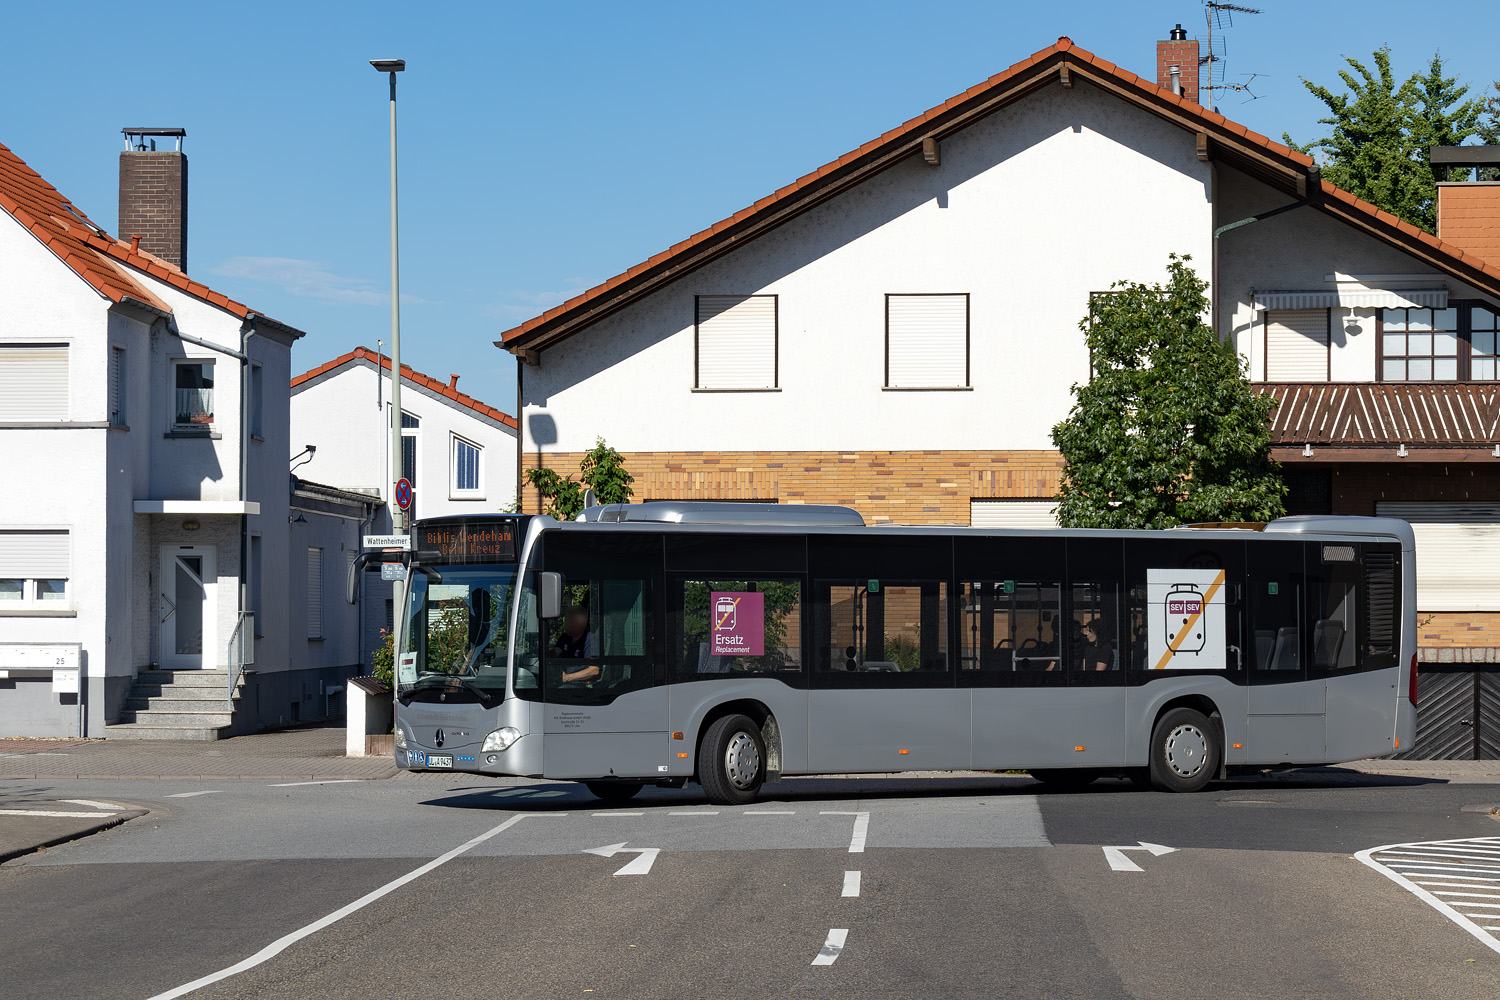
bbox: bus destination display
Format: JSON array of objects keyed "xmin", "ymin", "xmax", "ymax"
[{"xmin": 418, "ymin": 520, "xmax": 518, "ymax": 563}]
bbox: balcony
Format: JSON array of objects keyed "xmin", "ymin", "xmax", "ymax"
[{"xmin": 1259, "ymin": 382, "xmax": 1500, "ymax": 461}]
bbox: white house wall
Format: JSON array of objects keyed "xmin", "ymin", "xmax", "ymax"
[
  {"xmin": 1214, "ymin": 166, "xmax": 1500, "ymax": 382},
  {"xmin": 523, "ymin": 81, "xmax": 1213, "ymax": 454}
]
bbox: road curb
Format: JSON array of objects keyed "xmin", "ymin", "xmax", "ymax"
[{"xmin": 0, "ymin": 808, "xmax": 148, "ymax": 865}]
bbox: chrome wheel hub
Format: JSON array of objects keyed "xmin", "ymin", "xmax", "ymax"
[
  {"xmin": 1164, "ymin": 724, "xmax": 1209, "ymax": 778},
  {"xmin": 724, "ymin": 731, "xmax": 761, "ymax": 789}
]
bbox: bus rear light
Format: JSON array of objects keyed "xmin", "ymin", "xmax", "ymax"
[
  {"xmin": 1394, "ymin": 738, "xmax": 1399, "ymax": 750},
  {"xmin": 1410, "ymin": 652, "xmax": 1419, "ymax": 708}
]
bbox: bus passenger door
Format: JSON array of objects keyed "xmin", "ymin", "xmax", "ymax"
[
  {"xmin": 540, "ymin": 536, "xmax": 670, "ymax": 780},
  {"xmin": 1245, "ymin": 542, "xmax": 1325, "ymax": 763}
]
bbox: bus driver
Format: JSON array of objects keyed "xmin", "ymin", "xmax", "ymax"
[{"xmin": 550, "ymin": 605, "xmax": 600, "ymax": 685}]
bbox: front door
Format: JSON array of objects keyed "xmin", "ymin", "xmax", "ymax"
[{"xmin": 161, "ymin": 545, "xmax": 216, "ymax": 669}]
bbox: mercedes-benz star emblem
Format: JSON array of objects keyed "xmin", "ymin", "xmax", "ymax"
[{"xmin": 435, "ymin": 728, "xmax": 445, "ymax": 748}]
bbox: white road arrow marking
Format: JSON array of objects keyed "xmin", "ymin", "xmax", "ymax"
[
  {"xmin": 1102, "ymin": 841, "xmax": 1178, "ymax": 871},
  {"xmin": 584, "ymin": 841, "xmax": 661, "ymax": 876}
]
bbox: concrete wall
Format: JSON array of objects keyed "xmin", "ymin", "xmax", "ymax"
[{"xmin": 521, "ymin": 80, "xmax": 1213, "ymax": 456}]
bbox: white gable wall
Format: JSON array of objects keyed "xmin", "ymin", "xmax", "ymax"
[{"xmin": 524, "ymin": 81, "xmax": 1212, "ymax": 454}]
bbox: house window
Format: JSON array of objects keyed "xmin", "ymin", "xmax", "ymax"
[
  {"xmin": 695, "ymin": 295, "xmax": 777, "ymax": 390},
  {"xmin": 0, "ymin": 529, "xmax": 70, "ymax": 609},
  {"xmin": 173, "ymin": 360, "xmax": 215, "ymax": 428},
  {"xmin": 1380, "ymin": 308, "xmax": 1460, "ymax": 381},
  {"xmin": 307, "ymin": 547, "xmax": 324, "ymax": 639},
  {"xmin": 451, "ymin": 436, "xmax": 482, "ymax": 496},
  {"xmin": 1264, "ymin": 309, "xmax": 1330, "ymax": 381},
  {"xmin": 109, "ymin": 347, "xmax": 127, "ymax": 426},
  {"xmin": 400, "ymin": 411, "xmax": 418, "ymax": 485},
  {"xmin": 249, "ymin": 364, "xmax": 264, "ymax": 438},
  {"xmin": 1472, "ymin": 306, "xmax": 1499, "ymax": 380},
  {"xmin": 886, "ymin": 294, "xmax": 969, "ymax": 389},
  {"xmin": 0, "ymin": 344, "xmax": 68, "ymax": 421}
]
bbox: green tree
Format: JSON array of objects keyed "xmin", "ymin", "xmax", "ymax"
[
  {"xmin": 525, "ymin": 437, "xmax": 635, "ymax": 520},
  {"xmin": 1284, "ymin": 47, "xmax": 1485, "ymax": 231},
  {"xmin": 1050, "ymin": 256, "xmax": 1286, "ymax": 530}
]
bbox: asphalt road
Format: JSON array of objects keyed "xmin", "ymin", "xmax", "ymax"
[{"xmin": 3, "ymin": 771, "xmax": 1500, "ymax": 999}]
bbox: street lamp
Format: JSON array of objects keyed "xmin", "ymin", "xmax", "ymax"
[{"xmin": 371, "ymin": 58, "xmax": 405, "ymax": 533}]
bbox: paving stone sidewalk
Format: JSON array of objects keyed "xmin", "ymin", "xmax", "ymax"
[
  {"xmin": 1339, "ymin": 758, "xmax": 1500, "ymax": 778},
  {"xmin": 0, "ymin": 726, "xmax": 397, "ymax": 780}
]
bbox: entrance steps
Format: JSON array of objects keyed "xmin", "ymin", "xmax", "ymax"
[{"xmin": 106, "ymin": 669, "xmax": 245, "ymax": 741}]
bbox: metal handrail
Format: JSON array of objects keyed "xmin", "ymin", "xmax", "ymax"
[{"xmin": 227, "ymin": 611, "xmax": 254, "ymax": 708}]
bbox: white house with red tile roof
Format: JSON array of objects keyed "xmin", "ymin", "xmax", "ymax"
[
  {"xmin": 496, "ymin": 30, "xmax": 1500, "ymax": 674},
  {"xmin": 0, "ymin": 133, "xmax": 374, "ymax": 737},
  {"xmin": 291, "ymin": 347, "xmax": 518, "ymax": 666}
]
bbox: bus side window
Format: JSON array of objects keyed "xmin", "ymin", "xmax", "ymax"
[
  {"xmin": 543, "ymin": 576, "xmax": 655, "ymax": 703},
  {"xmin": 669, "ymin": 578, "xmax": 804, "ymax": 681},
  {"xmin": 814, "ymin": 580, "xmax": 948, "ymax": 677},
  {"xmin": 958, "ymin": 579, "xmax": 1062, "ymax": 676},
  {"xmin": 1248, "ymin": 545, "xmax": 1302, "ymax": 673},
  {"xmin": 1308, "ymin": 545, "xmax": 1361, "ymax": 674}
]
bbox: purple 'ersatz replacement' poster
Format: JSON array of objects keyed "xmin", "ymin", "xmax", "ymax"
[{"xmin": 711, "ymin": 591, "xmax": 764, "ymax": 656}]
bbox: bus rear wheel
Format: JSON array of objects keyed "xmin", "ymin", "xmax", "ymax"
[
  {"xmin": 586, "ymin": 781, "xmax": 643, "ymax": 802},
  {"xmin": 1148, "ymin": 707, "xmax": 1219, "ymax": 793},
  {"xmin": 698, "ymin": 714, "xmax": 766, "ymax": 805}
]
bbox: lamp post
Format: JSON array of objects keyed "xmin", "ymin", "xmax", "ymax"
[{"xmin": 370, "ymin": 58, "xmax": 406, "ymax": 533}]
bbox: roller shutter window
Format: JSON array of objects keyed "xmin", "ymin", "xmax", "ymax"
[
  {"xmin": 307, "ymin": 547, "xmax": 324, "ymax": 638},
  {"xmin": 0, "ymin": 529, "xmax": 70, "ymax": 605},
  {"xmin": 0, "ymin": 344, "xmax": 68, "ymax": 420},
  {"xmin": 1376, "ymin": 503, "xmax": 1500, "ymax": 610},
  {"xmin": 887, "ymin": 294, "xmax": 969, "ymax": 388},
  {"xmin": 696, "ymin": 295, "xmax": 777, "ymax": 390},
  {"xmin": 109, "ymin": 347, "xmax": 126, "ymax": 426},
  {"xmin": 970, "ymin": 500, "xmax": 1059, "ymax": 529},
  {"xmin": 1264, "ymin": 309, "xmax": 1329, "ymax": 381}
]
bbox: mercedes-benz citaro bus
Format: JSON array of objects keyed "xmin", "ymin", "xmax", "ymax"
[{"xmin": 370, "ymin": 502, "xmax": 1416, "ymax": 804}]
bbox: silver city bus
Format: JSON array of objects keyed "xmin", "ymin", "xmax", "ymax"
[{"xmin": 377, "ymin": 503, "xmax": 1417, "ymax": 804}]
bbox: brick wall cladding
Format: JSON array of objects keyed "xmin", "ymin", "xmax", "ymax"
[
  {"xmin": 1156, "ymin": 39, "xmax": 1201, "ymax": 105},
  {"xmin": 522, "ymin": 449, "xmax": 1066, "ymax": 525},
  {"xmin": 1436, "ymin": 184, "xmax": 1500, "ymax": 268},
  {"xmin": 118, "ymin": 151, "xmax": 188, "ymax": 271}
]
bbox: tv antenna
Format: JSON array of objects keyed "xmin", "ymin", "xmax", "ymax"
[{"xmin": 1202, "ymin": 2, "xmax": 1262, "ymax": 107}]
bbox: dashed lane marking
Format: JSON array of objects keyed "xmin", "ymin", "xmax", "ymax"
[
  {"xmin": 591, "ymin": 812, "xmax": 644, "ymax": 817},
  {"xmin": 811, "ymin": 928, "xmax": 849, "ymax": 966},
  {"xmin": 842, "ymin": 871, "xmax": 861, "ymax": 897},
  {"xmin": 667, "ymin": 810, "xmax": 720, "ymax": 817},
  {"xmin": 269, "ymin": 780, "xmax": 364, "ymax": 787},
  {"xmin": 744, "ymin": 810, "xmax": 796, "ymax": 815},
  {"xmin": 0, "ymin": 809, "xmax": 118, "ymax": 818},
  {"xmin": 820, "ymin": 811, "xmax": 870, "ymax": 853},
  {"xmin": 1358, "ymin": 837, "xmax": 1500, "ymax": 956},
  {"xmin": 167, "ymin": 791, "xmax": 223, "ymax": 798}
]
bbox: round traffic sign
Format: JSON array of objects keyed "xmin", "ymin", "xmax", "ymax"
[{"xmin": 395, "ymin": 478, "xmax": 413, "ymax": 511}]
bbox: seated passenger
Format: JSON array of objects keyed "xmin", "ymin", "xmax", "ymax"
[
  {"xmin": 1078, "ymin": 619, "xmax": 1113, "ymax": 672},
  {"xmin": 550, "ymin": 605, "xmax": 599, "ymax": 685}
]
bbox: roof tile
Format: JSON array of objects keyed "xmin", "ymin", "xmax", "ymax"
[{"xmin": 291, "ymin": 346, "xmax": 517, "ymax": 428}]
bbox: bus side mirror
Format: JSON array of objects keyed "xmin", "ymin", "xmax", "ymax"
[
  {"xmin": 538, "ymin": 571, "xmax": 564, "ymax": 620},
  {"xmin": 347, "ymin": 553, "xmax": 372, "ymax": 605}
]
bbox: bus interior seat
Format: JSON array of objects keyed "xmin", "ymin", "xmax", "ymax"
[
  {"xmin": 1254, "ymin": 630, "xmax": 1275, "ymax": 671},
  {"xmin": 1312, "ymin": 619, "xmax": 1346, "ymax": 670},
  {"xmin": 1269, "ymin": 627, "xmax": 1301, "ymax": 671}
]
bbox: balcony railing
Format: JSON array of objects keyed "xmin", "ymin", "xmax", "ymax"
[{"xmin": 1259, "ymin": 382, "xmax": 1500, "ymax": 450}]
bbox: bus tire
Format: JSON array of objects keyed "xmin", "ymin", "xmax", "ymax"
[
  {"xmin": 585, "ymin": 781, "xmax": 643, "ymax": 802},
  {"xmin": 1148, "ymin": 707, "xmax": 1219, "ymax": 793},
  {"xmin": 698, "ymin": 714, "xmax": 766, "ymax": 805},
  {"xmin": 1029, "ymin": 768, "xmax": 1103, "ymax": 787}
]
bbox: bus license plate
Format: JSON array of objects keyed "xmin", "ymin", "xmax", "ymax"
[{"xmin": 427, "ymin": 754, "xmax": 454, "ymax": 768}]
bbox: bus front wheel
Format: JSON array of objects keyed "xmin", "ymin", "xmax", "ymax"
[
  {"xmin": 1148, "ymin": 707, "xmax": 1220, "ymax": 792},
  {"xmin": 698, "ymin": 714, "xmax": 766, "ymax": 805}
]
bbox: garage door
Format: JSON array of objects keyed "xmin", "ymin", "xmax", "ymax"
[
  {"xmin": 1376, "ymin": 502, "xmax": 1500, "ymax": 610},
  {"xmin": 970, "ymin": 499, "xmax": 1059, "ymax": 529}
]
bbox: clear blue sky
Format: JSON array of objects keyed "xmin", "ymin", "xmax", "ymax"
[{"xmin": 7, "ymin": 1, "xmax": 1497, "ymax": 416}]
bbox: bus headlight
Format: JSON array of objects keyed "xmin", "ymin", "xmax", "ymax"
[
  {"xmin": 394, "ymin": 728, "xmax": 407, "ymax": 749},
  {"xmin": 482, "ymin": 727, "xmax": 521, "ymax": 752}
]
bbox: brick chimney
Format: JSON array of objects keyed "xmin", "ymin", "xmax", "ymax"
[
  {"xmin": 1434, "ymin": 147, "xmax": 1500, "ymax": 268},
  {"xmin": 119, "ymin": 128, "xmax": 188, "ymax": 271},
  {"xmin": 1157, "ymin": 24, "xmax": 1200, "ymax": 105}
]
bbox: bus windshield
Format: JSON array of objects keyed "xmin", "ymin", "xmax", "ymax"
[{"xmin": 399, "ymin": 564, "xmax": 517, "ymax": 705}]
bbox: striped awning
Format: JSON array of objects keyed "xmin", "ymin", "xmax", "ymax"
[{"xmin": 1252, "ymin": 288, "xmax": 1448, "ymax": 310}]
